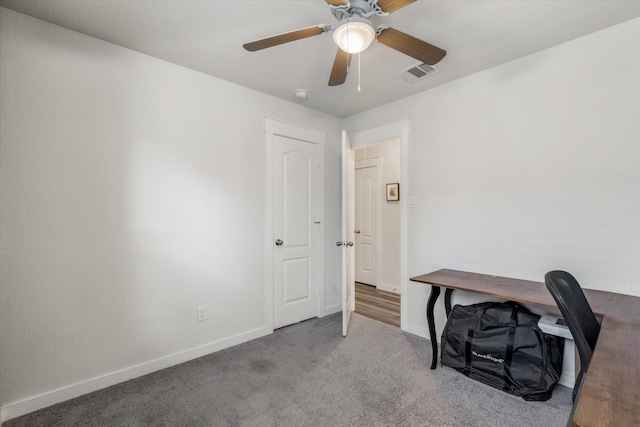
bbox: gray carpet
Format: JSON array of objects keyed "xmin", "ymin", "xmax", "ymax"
[{"xmin": 4, "ymin": 313, "xmax": 573, "ymax": 427}]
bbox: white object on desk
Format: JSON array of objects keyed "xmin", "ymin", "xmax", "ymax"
[
  {"xmin": 538, "ymin": 314, "xmax": 576, "ymax": 388},
  {"xmin": 538, "ymin": 314, "xmax": 573, "ymax": 340}
]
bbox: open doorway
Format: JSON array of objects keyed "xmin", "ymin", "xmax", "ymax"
[
  {"xmin": 342, "ymin": 120, "xmax": 409, "ymax": 334},
  {"xmin": 355, "ymin": 282, "xmax": 401, "ymax": 326},
  {"xmin": 352, "ymin": 138, "xmax": 402, "ymax": 328}
]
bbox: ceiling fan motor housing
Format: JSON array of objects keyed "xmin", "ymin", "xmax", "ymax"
[
  {"xmin": 330, "ymin": 0, "xmax": 387, "ymax": 22},
  {"xmin": 345, "ymin": 0, "xmax": 373, "ymax": 13}
]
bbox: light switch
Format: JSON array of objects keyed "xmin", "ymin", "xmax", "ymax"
[{"xmin": 408, "ymin": 196, "xmax": 421, "ymax": 208}]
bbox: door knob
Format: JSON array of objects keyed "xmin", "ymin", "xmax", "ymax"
[
  {"xmin": 336, "ymin": 241, "xmax": 344, "ymax": 247},
  {"xmin": 275, "ymin": 239, "xmax": 283, "ymax": 246},
  {"xmin": 347, "ymin": 241, "xmax": 354, "ymax": 246},
  {"xmin": 354, "ymin": 230, "xmax": 361, "ymax": 234}
]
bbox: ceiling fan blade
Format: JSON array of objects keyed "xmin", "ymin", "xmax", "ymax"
[
  {"xmin": 377, "ymin": 0, "xmax": 416, "ymax": 14},
  {"xmin": 377, "ymin": 27, "xmax": 446, "ymax": 65},
  {"xmin": 325, "ymin": 0, "xmax": 350, "ymax": 6},
  {"xmin": 328, "ymin": 48, "xmax": 352, "ymax": 86},
  {"xmin": 243, "ymin": 26, "xmax": 327, "ymax": 51}
]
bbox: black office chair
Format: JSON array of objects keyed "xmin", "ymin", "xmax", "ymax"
[{"xmin": 544, "ymin": 270, "xmax": 601, "ymax": 402}]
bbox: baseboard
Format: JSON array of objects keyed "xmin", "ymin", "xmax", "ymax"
[
  {"xmin": 405, "ymin": 322, "xmax": 430, "ymax": 340},
  {"xmin": 0, "ymin": 326, "xmax": 270, "ymax": 423},
  {"xmin": 377, "ymin": 283, "xmax": 400, "ymax": 294},
  {"xmin": 324, "ymin": 303, "xmax": 342, "ymax": 316}
]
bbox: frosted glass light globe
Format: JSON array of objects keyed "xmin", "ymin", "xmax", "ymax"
[{"xmin": 333, "ymin": 20, "xmax": 376, "ymax": 54}]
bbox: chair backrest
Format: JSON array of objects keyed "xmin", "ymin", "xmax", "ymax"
[{"xmin": 544, "ymin": 270, "xmax": 601, "ymax": 370}]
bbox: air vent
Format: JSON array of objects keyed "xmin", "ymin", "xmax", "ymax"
[{"xmin": 396, "ymin": 62, "xmax": 440, "ymax": 84}]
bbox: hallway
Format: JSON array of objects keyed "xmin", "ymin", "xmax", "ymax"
[{"xmin": 354, "ymin": 282, "xmax": 400, "ymax": 327}]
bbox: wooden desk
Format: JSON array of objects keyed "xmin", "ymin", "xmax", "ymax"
[
  {"xmin": 410, "ymin": 269, "xmax": 640, "ymax": 427},
  {"xmin": 572, "ymin": 293, "xmax": 640, "ymax": 427}
]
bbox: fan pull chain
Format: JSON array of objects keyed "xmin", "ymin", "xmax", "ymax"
[{"xmin": 357, "ymin": 53, "xmax": 361, "ymax": 93}]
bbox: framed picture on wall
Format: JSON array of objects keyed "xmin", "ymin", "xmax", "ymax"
[{"xmin": 386, "ymin": 183, "xmax": 399, "ymax": 201}]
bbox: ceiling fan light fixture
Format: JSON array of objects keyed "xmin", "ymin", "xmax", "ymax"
[{"xmin": 332, "ymin": 17, "xmax": 376, "ymax": 54}]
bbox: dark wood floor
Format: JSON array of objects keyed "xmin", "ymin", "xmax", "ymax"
[{"xmin": 354, "ymin": 282, "xmax": 401, "ymax": 327}]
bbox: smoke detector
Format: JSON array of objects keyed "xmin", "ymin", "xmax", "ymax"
[{"xmin": 294, "ymin": 89, "xmax": 309, "ymax": 99}]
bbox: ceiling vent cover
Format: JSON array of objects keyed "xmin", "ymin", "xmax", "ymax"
[{"xmin": 396, "ymin": 62, "xmax": 440, "ymax": 84}]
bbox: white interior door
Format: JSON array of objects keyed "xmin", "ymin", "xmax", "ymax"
[
  {"xmin": 355, "ymin": 165, "xmax": 378, "ymax": 286},
  {"xmin": 273, "ymin": 134, "xmax": 321, "ymax": 329},
  {"xmin": 341, "ymin": 131, "xmax": 355, "ymax": 337}
]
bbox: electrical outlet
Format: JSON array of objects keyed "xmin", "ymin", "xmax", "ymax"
[{"xmin": 197, "ymin": 305, "xmax": 208, "ymax": 322}]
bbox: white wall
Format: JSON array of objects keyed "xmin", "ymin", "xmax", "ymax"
[
  {"xmin": 343, "ymin": 18, "xmax": 640, "ymax": 342},
  {"xmin": 2, "ymin": 5, "xmax": 638, "ymax": 419},
  {"xmin": 0, "ymin": 8, "xmax": 342, "ymax": 420},
  {"xmin": 354, "ymin": 139, "xmax": 402, "ymax": 292}
]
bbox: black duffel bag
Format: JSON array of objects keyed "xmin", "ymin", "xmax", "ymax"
[{"xmin": 441, "ymin": 301, "xmax": 563, "ymax": 401}]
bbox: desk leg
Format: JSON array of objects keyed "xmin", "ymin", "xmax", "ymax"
[
  {"xmin": 426, "ymin": 285, "xmax": 441, "ymax": 369},
  {"xmin": 444, "ymin": 288, "xmax": 454, "ymax": 317}
]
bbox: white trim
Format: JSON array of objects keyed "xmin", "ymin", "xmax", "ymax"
[
  {"xmin": 265, "ymin": 117, "xmax": 328, "ymax": 140},
  {"xmin": 324, "ymin": 303, "xmax": 342, "ymax": 316},
  {"xmin": 264, "ymin": 120, "xmax": 275, "ymax": 334},
  {"xmin": 316, "ymin": 137, "xmax": 326, "ymax": 318},
  {"xmin": 405, "ymin": 321, "xmax": 430, "ymax": 340},
  {"xmin": 0, "ymin": 326, "xmax": 270, "ymax": 423},
  {"xmin": 354, "ymin": 157, "xmax": 382, "ymax": 169},
  {"xmin": 264, "ymin": 117, "xmax": 326, "ymax": 327},
  {"xmin": 348, "ymin": 120, "xmax": 410, "ymax": 332},
  {"xmin": 375, "ymin": 161, "xmax": 382, "ymax": 291},
  {"xmin": 399, "ymin": 125, "xmax": 409, "ymax": 332},
  {"xmin": 348, "ymin": 120, "xmax": 410, "ymax": 147}
]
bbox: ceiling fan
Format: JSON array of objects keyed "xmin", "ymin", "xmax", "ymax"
[{"xmin": 243, "ymin": 0, "xmax": 446, "ymax": 87}]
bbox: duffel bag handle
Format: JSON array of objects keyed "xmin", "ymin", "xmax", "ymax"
[
  {"xmin": 463, "ymin": 308, "xmax": 487, "ymax": 376},
  {"xmin": 502, "ymin": 303, "xmax": 519, "ymax": 393}
]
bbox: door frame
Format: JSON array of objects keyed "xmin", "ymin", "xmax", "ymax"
[
  {"xmin": 264, "ymin": 117, "xmax": 326, "ymax": 333},
  {"xmin": 348, "ymin": 120, "xmax": 409, "ymax": 330}
]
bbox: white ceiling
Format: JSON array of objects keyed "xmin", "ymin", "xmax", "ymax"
[{"xmin": 1, "ymin": 0, "xmax": 639, "ymax": 118}]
